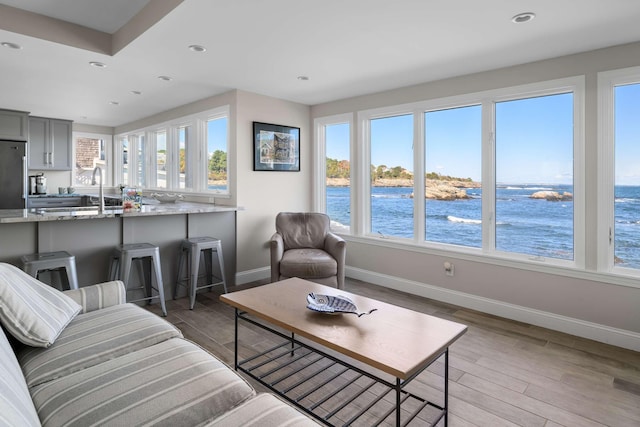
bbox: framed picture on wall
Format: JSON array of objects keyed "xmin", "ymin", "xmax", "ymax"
[{"xmin": 253, "ymin": 122, "xmax": 300, "ymax": 171}]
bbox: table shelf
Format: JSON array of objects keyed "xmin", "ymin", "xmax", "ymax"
[{"xmin": 234, "ymin": 311, "xmax": 448, "ymax": 427}]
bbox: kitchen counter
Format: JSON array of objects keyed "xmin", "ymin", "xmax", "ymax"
[
  {"xmin": 0, "ymin": 202, "xmax": 238, "ymax": 223},
  {"xmin": 0, "ymin": 202, "xmax": 239, "ymax": 291}
]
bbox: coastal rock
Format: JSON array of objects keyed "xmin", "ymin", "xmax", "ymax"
[
  {"xmin": 326, "ymin": 177, "xmax": 477, "ymax": 200},
  {"xmin": 425, "ymin": 184, "xmax": 469, "ymax": 200},
  {"xmin": 530, "ymin": 191, "xmax": 573, "ymax": 201}
]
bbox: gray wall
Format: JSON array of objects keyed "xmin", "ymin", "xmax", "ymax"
[
  {"xmin": 110, "ymin": 41, "xmax": 640, "ymax": 350},
  {"xmin": 311, "ymin": 41, "xmax": 640, "ymax": 349},
  {"xmin": 115, "ymin": 89, "xmax": 312, "ymax": 281}
]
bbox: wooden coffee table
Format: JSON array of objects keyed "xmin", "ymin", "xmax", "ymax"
[{"xmin": 221, "ymin": 278, "xmax": 467, "ymax": 426}]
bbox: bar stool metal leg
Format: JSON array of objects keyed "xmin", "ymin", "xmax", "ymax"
[
  {"xmin": 109, "ymin": 243, "xmax": 167, "ymax": 317},
  {"xmin": 21, "ymin": 251, "xmax": 79, "ymax": 291},
  {"xmin": 151, "ymin": 248, "xmax": 167, "ymax": 316},
  {"xmin": 175, "ymin": 237, "xmax": 227, "ymax": 310}
]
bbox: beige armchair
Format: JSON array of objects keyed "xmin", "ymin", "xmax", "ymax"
[{"xmin": 270, "ymin": 212, "xmax": 346, "ymax": 289}]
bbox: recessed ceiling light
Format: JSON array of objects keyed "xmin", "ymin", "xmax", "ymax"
[
  {"xmin": 89, "ymin": 61, "xmax": 107, "ymax": 68},
  {"xmin": 188, "ymin": 44, "xmax": 206, "ymax": 53},
  {"xmin": 131, "ymin": 90, "xmax": 142, "ymax": 95},
  {"xmin": 158, "ymin": 75, "xmax": 173, "ymax": 81},
  {"xmin": 511, "ymin": 12, "xmax": 535, "ymax": 24},
  {"xmin": 1, "ymin": 42, "xmax": 22, "ymax": 49},
  {"xmin": 109, "ymin": 101, "xmax": 119, "ymax": 105},
  {"xmin": 297, "ymin": 76, "xmax": 309, "ymax": 81}
]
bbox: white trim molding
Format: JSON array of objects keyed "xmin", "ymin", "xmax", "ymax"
[{"xmin": 346, "ymin": 266, "xmax": 640, "ymax": 352}]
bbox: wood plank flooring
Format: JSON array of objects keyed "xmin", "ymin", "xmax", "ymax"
[{"xmin": 145, "ymin": 278, "xmax": 640, "ymax": 426}]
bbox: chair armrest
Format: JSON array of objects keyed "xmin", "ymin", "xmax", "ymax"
[
  {"xmin": 63, "ymin": 280, "xmax": 126, "ymax": 314},
  {"xmin": 324, "ymin": 232, "xmax": 346, "ymax": 289},
  {"xmin": 270, "ymin": 232, "xmax": 284, "ymax": 283}
]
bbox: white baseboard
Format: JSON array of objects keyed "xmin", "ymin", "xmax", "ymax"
[
  {"xmin": 346, "ymin": 266, "xmax": 640, "ymax": 352},
  {"xmin": 235, "ymin": 266, "xmax": 270, "ymax": 285}
]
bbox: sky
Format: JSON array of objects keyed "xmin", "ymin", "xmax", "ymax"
[
  {"xmin": 207, "ymin": 117, "xmax": 228, "ymax": 154},
  {"xmin": 326, "ymin": 83, "xmax": 640, "ymax": 185},
  {"xmin": 615, "ymin": 83, "xmax": 640, "ymax": 185}
]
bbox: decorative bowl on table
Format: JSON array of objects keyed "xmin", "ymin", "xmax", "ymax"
[
  {"xmin": 150, "ymin": 193, "xmax": 184, "ymax": 203},
  {"xmin": 306, "ymin": 293, "xmax": 377, "ymax": 317}
]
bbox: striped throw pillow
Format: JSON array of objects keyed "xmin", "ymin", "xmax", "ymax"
[{"xmin": 0, "ymin": 263, "xmax": 81, "ymax": 348}]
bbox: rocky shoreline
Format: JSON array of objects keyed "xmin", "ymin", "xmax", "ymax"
[
  {"xmin": 327, "ymin": 178, "xmax": 576, "ymax": 202},
  {"xmin": 326, "ymin": 177, "xmax": 480, "ymax": 200}
]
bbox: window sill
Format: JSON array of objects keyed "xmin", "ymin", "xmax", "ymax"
[{"xmin": 339, "ymin": 233, "xmax": 640, "ymax": 290}]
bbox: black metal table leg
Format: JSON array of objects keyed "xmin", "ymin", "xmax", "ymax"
[
  {"xmin": 234, "ymin": 308, "xmax": 238, "ymax": 370},
  {"xmin": 444, "ymin": 348, "xmax": 449, "ymax": 426},
  {"xmin": 396, "ymin": 377, "xmax": 401, "ymax": 426}
]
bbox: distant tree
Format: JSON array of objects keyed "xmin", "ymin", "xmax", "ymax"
[
  {"xmin": 179, "ymin": 148, "xmax": 185, "ymax": 173},
  {"xmin": 425, "ymin": 172, "xmax": 473, "ymax": 181},
  {"xmin": 326, "ymin": 158, "xmax": 350, "ymax": 178},
  {"xmin": 208, "ymin": 150, "xmax": 227, "ymax": 180}
]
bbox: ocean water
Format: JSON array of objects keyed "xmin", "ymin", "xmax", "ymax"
[{"xmin": 327, "ymin": 185, "xmax": 640, "ymax": 268}]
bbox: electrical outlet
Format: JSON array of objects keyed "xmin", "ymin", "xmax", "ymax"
[{"xmin": 444, "ymin": 261, "xmax": 454, "ymax": 276}]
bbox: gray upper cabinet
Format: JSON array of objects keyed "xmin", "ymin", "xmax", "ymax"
[
  {"xmin": 28, "ymin": 116, "xmax": 72, "ymax": 170},
  {"xmin": 0, "ymin": 109, "xmax": 29, "ymax": 141}
]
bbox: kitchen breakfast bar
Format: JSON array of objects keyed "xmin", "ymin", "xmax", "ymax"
[{"xmin": 0, "ymin": 202, "xmax": 238, "ymax": 298}]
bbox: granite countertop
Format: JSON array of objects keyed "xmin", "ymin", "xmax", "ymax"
[{"xmin": 0, "ymin": 202, "xmax": 238, "ymax": 223}]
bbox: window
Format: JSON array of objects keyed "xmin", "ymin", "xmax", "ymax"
[
  {"xmin": 73, "ymin": 133, "xmax": 111, "ymax": 187},
  {"xmin": 207, "ymin": 116, "xmax": 228, "ymax": 192},
  {"xmin": 155, "ymin": 130, "xmax": 167, "ymax": 189},
  {"xmin": 599, "ymin": 67, "xmax": 640, "ymax": 273},
  {"xmin": 120, "ymin": 136, "xmax": 129, "ymax": 185},
  {"xmin": 425, "ymin": 105, "xmax": 482, "ymax": 247},
  {"xmin": 369, "ymin": 114, "xmax": 414, "ymax": 238},
  {"xmin": 178, "ymin": 126, "xmax": 192, "ymax": 189},
  {"xmin": 318, "ymin": 77, "xmax": 583, "ymax": 267},
  {"xmin": 326, "ymin": 122, "xmax": 351, "ymax": 231},
  {"xmin": 136, "ymin": 134, "xmax": 146, "ymax": 188},
  {"xmin": 314, "ymin": 114, "xmax": 352, "ymax": 233},
  {"xmin": 495, "ymin": 93, "xmax": 575, "ymax": 260},
  {"xmin": 613, "ymin": 82, "xmax": 640, "ymax": 269},
  {"xmin": 114, "ymin": 106, "xmax": 229, "ymax": 195}
]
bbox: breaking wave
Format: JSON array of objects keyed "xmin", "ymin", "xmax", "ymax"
[{"xmin": 447, "ymin": 216, "xmax": 481, "ymax": 224}]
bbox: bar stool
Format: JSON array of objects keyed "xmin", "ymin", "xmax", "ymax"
[
  {"xmin": 174, "ymin": 237, "xmax": 228, "ymax": 309},
  {"xmin": 108, "ymin": 243, "xmax": 167, "ymax": 316},
  {"xmin": 21, "ymin": 251, "xmax": 79, "ymax": 291}
]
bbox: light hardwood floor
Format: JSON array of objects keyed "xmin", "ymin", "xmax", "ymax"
[{"xmin": 145, "ymin": 278, "xmax": 640, "ymax": 426}]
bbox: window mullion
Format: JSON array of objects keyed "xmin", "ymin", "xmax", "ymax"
[
  {"xmin": 358, "ymin": 112, "xmax": 371, "ymax": 237},
  {"xmin": 414, "ymin": 110, "xmax": 425, "ymax": 242},
  {"xmin": 482, "ymin": 100, "xmax": 496, "ymax": 254},
  {"xmin": 313, "ymin": 118, "xmax": 327, "ymax": 213}
]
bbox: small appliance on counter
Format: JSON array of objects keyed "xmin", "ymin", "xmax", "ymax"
[{"xmin": 29, "ymin": 173, "xmax": 47, "ymax": 195}]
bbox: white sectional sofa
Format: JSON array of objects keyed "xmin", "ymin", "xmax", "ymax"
[{"xmin": 0, "ymin": 262, "xmax": 318, "ymax": 426}]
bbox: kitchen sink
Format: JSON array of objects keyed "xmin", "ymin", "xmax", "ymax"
[
  {"xmin": 33, "ymin": 206, "xmax": 122, "ymax": 217},
  {"xmin": 34, "ymin": 206, "xmax": 122, "ymax": 213}
]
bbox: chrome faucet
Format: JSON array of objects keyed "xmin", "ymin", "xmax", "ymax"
[{"xmin": 91, "ymin": 166, "xmax": 105, "ymax": 212}]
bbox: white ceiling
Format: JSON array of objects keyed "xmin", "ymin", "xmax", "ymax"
[
  {"xmin": 0, "ymin": 0, "xmax": 150, "ymax": 33},
  {"xmin": 1, "ymin": 0, "xmax": 640, "ymax": 128}
]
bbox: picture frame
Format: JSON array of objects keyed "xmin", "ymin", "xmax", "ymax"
[{"xmin": 253, "ymin": 122, "xmax": 300, "ymax": 171}]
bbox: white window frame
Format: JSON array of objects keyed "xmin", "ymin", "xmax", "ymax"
[
  {"xmin": 488, "ymin": 79, "xmax": 585, "ymax": 268},
  {"xmin": 315, "ymin": 76, "xmax": 585, "ymax": 268},
  {"xmin": 203, "ymin": 107, "xmax": 230, "ymax": 195},
  {"xmin": 72, "ymin": 131, "xmax": 114, "ymax": 188},
  {"xmin": 359, "ymin": 106, "xmax": 419, "ymax": 241},
  {"xmin": 313, "ymin": 113, "xmax": 354, "ymax": 233},
  {"xmin": 597, "ymin": 66, "xmax": 640, "ymax": 277},
  {"xmin": 114, "ymin": 106, "xmax": 230, "ymax": 195}
]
